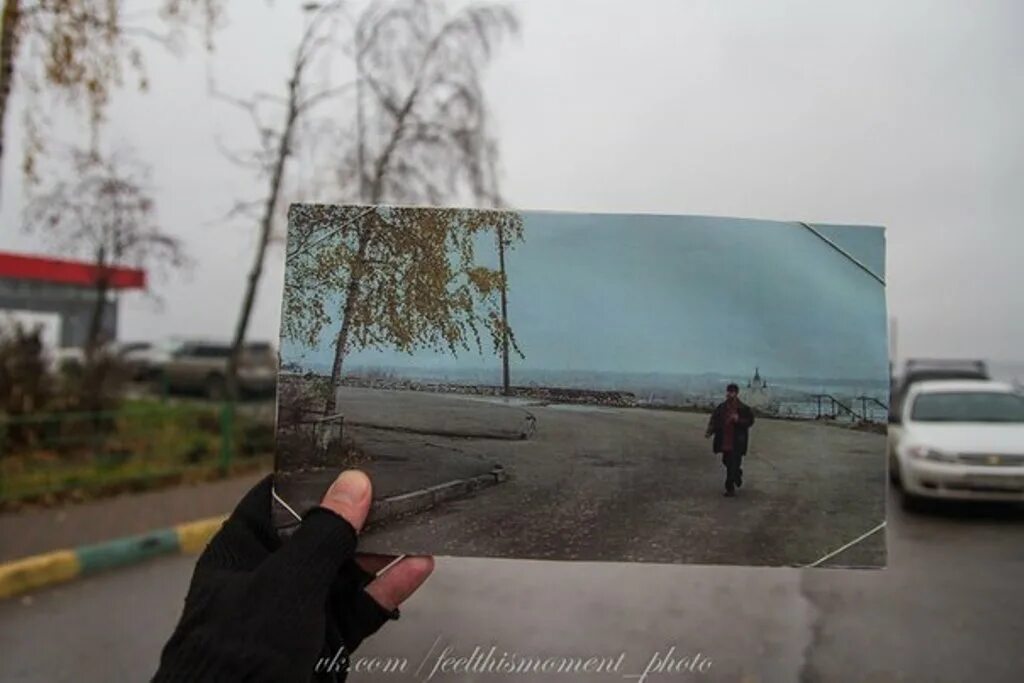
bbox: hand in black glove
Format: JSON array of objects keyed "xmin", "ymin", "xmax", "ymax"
[{"xmin": 153, "ymin": 470, "xmax": 434, "ymax": 682}]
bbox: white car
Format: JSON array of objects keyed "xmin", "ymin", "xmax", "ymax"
[
  {"xmin": 889, "ymin": 380, "xmax": 1024, "ymax": 507},
  {"xmin": 47, "ymin": 346, "xmax": 85, "ymax": 373}
]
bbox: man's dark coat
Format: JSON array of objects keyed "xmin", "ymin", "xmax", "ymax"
[{"xmin": 706, "ymin": 400, "xmax": 755, "ymax": 455}]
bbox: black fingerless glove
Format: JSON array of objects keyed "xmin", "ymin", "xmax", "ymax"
[{"xmin": 153, "ymin": 475, "xmax": 398, "ymax": 682}]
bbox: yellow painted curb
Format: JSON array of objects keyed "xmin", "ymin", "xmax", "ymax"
[
  {"xmin": 0, "ymin": 550, "xmax": 81, "ymax": 599},
  {"xmin": 175, "ymin": 515, "xmax": 228, "ymax": 554}
]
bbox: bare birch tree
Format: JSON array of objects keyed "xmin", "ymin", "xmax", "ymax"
[
  {"xmin": 340, "ymin": 0, "xmax": 518, "ymax": 205},
  {"xmin": 218, "ymin": 1, "xmax": 353, "ymax": 402}
]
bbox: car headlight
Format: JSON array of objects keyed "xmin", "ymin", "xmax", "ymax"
[{"xmin": 907, "ymin": 445, "xmax": 959, "ymax": 462}]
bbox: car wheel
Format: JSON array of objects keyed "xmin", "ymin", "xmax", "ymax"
[
  {"xmin": 900, "ymin": 489, "xmax": 926, "ymax": 513},
  {"xmin": 205, "ymin": 374, "xmax": 227, "ymax": 401}
]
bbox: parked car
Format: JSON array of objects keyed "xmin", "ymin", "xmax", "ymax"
[
  {"xmin": 48, "ymin": 346, "xmax": 86, "ymax": 374},
  {"xmin": 45, "ymin": 344, "xmax": 138, "ymax": 377},
  {"xmin": 116, "ymin": 340, "xmax": 181, "ymax": 381},
  {"xmin": 161, "ymin": 340, "xmax": 277, "ymax": 399},
  {"xmin": 889, "ymin": 380, "xmax": 1024, "ymax": 508}
]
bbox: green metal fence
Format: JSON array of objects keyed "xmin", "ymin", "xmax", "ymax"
[{"xmin": 0, "ymin": 401, "xmax": 275, "ymax": 503}]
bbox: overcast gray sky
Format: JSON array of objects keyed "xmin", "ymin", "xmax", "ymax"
[{"xmin": 2, "ymin": 0, "xmax": 1022, "ymax": 370}]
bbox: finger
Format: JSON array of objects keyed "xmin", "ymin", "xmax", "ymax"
[
  {"xmin": 320, "ymin": 470, "xmax": 373, "ymax": 533},
  {"xmin": 256, "ymin": 471, "xmax": 371, "ymax": 592},
  {"xmin": 335, "ymin": 554, "xmax": 399, "ymax": 593},
  {"xmin": 356, "ymin": 553, "xmax": 400, "ymax": 576},
  {"xmin": 365, "ymin": 556, "xmax": 435, "ymax": 611}
]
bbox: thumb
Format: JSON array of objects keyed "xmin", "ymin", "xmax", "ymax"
[{"xmin": 320, "ymin": 469, "xmax": 372, "ymax": 532}]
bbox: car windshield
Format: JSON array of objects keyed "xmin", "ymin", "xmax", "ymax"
[
  {"xmin": 240, "ymin": 343, "xmax": 276, "ymax": 367},
  {"xmin": 118, "ymin": 342, "xmax": 150, "ymax": 354},
  {"xmin": 911, "ymin": 391, "xmax": 1024, "ymax": 423},
  {"xmin": 157, "ymin": 339, "xmax": 186, "ymax": 355},
  {"xmin": 195, "ymin": 345, "xmax": 231, "ymax": 358}
]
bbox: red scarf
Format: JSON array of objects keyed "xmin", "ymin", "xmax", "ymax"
[{"xmin": 722, "ymin": 402, "xmax": 739, "ymax": 452}]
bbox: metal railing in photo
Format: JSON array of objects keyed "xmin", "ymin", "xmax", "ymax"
[
  {"xmin": 809, "ymin": 394, "xmax": 889, "ymax": 423},
  {"xmin": 0, "ymin": 402, "xmax": 276, "ymax": 504},
  {"xmin": 314, "ymin": 413, "xmax": 345, "ymax": 456},
  {"xmin": 855, "ymin": 395, "xmax": 890, "ymax": 423}
]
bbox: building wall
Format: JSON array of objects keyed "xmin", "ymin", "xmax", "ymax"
[{"xmin": 0, "ymin": 277, "xmax": 117, "ymax": 348}]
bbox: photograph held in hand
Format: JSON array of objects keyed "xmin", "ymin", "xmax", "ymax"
[{"xmin": 273, "ymin": 204, "xmax": 889, "ymax": 568}]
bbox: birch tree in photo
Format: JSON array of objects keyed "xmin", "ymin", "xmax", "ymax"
[{"xmin": 283, "ymin": 204, "xmax": 523, "ymax": 416}]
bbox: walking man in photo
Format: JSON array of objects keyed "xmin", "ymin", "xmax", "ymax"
[{"xmin": 705, "ymin": 383, "xmax": 755, "ymax": 497}]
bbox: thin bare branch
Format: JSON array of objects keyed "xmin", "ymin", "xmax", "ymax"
[{"xmin": 2, "ymin": 0, "xmax": 228, "ymax": 186}]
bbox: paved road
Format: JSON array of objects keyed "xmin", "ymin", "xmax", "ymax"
[
  {"xmin": 345, "ymin": 389, "xmax": 886, "ymax": 567},
  {"xmin": 1, "ymin": 488, "xmax": 1021, "ymax": 682}
]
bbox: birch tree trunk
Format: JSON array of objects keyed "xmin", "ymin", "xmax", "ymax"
[
  {"xmin": 225, "ymin": 72, "xmax": 301, "ymax": 402},
  {"xmin": 0, "ymin": 0, "xmax": 22, "ymax": 185}
]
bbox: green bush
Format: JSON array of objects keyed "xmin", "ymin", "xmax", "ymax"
[
  {"xmin": 239, "ymin": 421, "xmax": 276, "ymax": 458},
  {"xmin": 0, "ymin": 324, "xmax": 54, "ymax": 448},
  {"xmin": 185, "ymin": 437, "xmax": 210, "ymax": 464}
]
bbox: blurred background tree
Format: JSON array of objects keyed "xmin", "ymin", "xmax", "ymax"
[
  {"xmin": 345, "ymin": 0, "xmax": 518, "ymax": 205},
  {"xmin": 0, "ymin": 0, "xmax": 224, "ymax": 193},
  {"xmin": 22, "ymin": 146, "xmax": 187, "ymax": 411},
  {"xmin": 217, "ymin": 0, "xmax": 351, "ymax": 403}
]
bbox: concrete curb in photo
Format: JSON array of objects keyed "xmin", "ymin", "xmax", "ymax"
[
  {"xmin": 370, "ymin": 465, "xmax": 508, "ymax": 522},
  {"xmin": 0, "ymin": 465, "xmax": 508, "ymax": 600}
]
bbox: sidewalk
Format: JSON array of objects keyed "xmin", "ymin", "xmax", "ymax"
[
  {"xmin": 0, "ymin": 471, "xmax": 270, "ymax": 563},
  {"xmin": 0, "ymin": 428, "xmax": 503, "ymax": 564},
  {"xmin": 336, "ymin": 386, "xmax": 536, "ymax": 439}
]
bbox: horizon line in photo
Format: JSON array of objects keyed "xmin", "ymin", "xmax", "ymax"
[{"xmin": 282, "ymin": 361, "xmax": 889, "ymax": 389}]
